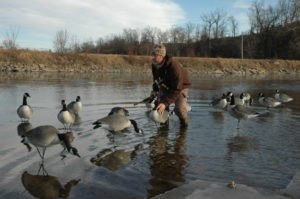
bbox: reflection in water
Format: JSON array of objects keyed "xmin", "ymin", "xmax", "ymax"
[
  {"xmin": 226, "ymin": 135, "xmax": 259, "ymax": 158},
  {"xmin": 90, "ymin": 144, "xmax": 142, "ymax": 171},
  {"xmin": 147, "ymin": 126, "xmax": 188, "ymax": 198},
  {"xmin": 21, "ymin": 164, "xmax": 80, "ymax": 199},
  {"xmin": 210, "ymin": 111, "xmax": 225, "ymax": 124}
]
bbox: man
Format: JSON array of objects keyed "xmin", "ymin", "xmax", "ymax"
[{"xmin": 150, "ymin": 44, "xmax": 191, "ymax": 127}]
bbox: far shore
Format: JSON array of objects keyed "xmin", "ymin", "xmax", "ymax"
[{"xmin": 0, "ymin": 50, "xmax": 299, "ymax": 77}]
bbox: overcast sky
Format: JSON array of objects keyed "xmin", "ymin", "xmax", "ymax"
[{"xmin": 0, "ymin": 0, "xmax": 277, "ymax": 50}]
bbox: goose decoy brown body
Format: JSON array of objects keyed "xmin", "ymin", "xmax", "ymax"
[{"xmin": 17, "ymin": 92, "xmax": 33, "ymax": 122}]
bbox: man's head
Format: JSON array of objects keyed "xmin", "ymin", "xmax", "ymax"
[{"xmin": 152, "ymin": 44, "xmax": 166, "ymax": 65}]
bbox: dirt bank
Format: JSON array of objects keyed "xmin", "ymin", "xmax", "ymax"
[{"xmin": 0, "ymin": 49, "xmax": 299, "ymax": 77}]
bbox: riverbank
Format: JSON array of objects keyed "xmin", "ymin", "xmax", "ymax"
[{"xmin": 0, "ymin": 49, "xmax": 300, "ymax": 76}]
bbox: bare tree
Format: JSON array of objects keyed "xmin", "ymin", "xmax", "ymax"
[
  {"xmin": 212, "ymin": 9, "xmax": 228, "ymax": 38},
  {"xmin": 156, "ymin": 29, "xmax": 169, "ymax": 44},
  {"xmin": 184, "ymin": 22, "xmax": 195, "ymax": 44},
  {"xmin": 53, "ymin": 29, "xmax": 69, "ymax": 53},
  {"xmin": 229, "ymin": 16, "xmax": 238, "ymax": 37},
  {"xmin": 122, "ymin": 28, "xmax": 139, "ymax": 55},
  {"xmin": 140, "ymin": 26, "xmax": 158, "ymax": 55},
  {"xmin": 69, "ymin": 34, "xmax": 80, "ymax": 53},
  {"xmin": 2, "ymin": 26, "xmax": 19, "ymax": 49}
]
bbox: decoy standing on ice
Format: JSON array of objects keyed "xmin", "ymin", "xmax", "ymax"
[
  {"xmin": 17, "ymin": 92, "xmax": 33, "ymax": 122},
  {"xmin": 67, "ymin": 96, "xmax": 82, "ymax": 115},
  {"xmin": 21, "ymin": 125, "xmax": 80, "ymax": 159},
  {"xmin": 228, "ymin": 94, "xmax": 260, "ymax": 129},
  {"xmin": 58, "ymin": 100, "xmax": 75, "ymax": 130}
]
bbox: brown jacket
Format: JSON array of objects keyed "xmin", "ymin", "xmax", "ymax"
[{"xmin": 152, "ymin": 55, "xmax": 191, "ymax": 106}]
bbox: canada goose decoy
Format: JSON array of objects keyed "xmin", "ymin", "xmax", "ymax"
[
  {"xmin": 67, "ymin": 96, "xmax": 82, "ymax": 115},
  {"xmin": 134, "ymin": 96, "xmax": 156, "ymax": 109},
  {"xmin": 17, "ymin": 122, "xmax": 33, "ymax": 152},
  {"xmin": 93, "ymin": 107, "xmax": 143, "ymax": 133},
  {"xmin": 149, "ymin": 107, "xmax": 169, "ymax": 124},
  {"xmin": 21, "ymin": 125, "xmax": 80, "ymax": 159},
  {"xmin": 108, "ymin": 107, "xmax": 129, "ymax": 116},
  {"xmin": 210, "ymin": 93, "xmax": 228, "ymax": 110},
  {"xmin": 17, "ymin": 92, "xmax": 33, "ymax": 122},
  {"xmin": 58, "ymin": 100, "xmax": 75, "ymax": 130},
  {"xmin": 228, "ymin": 95, "xmax": 260, "ymax": 129},
  {"xmin": 258, "ymin": 92, "xmax": 281, "ymax": 108},
  {"xmin": 274, "ymin": 89, "xmax": 293, "ymax": 103}
]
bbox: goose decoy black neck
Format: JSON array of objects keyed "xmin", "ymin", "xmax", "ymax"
[
  {"xmin": 130, "ymin": 119, "xmax": 143, "ymax": 133},
  {"xmin": 76, "ymin": 96, "xmax": 81, "ymax": 102},
  {"xmin": 23, "ymin": 93, "xmax": 30, "ymax": 105},
  {"xmin": 57, "ymin": 133, "xmax": 80, "ymax": 157},
  {"xmin": 61, "ymin": 100, "xmax": 67, "ymax": 111}
]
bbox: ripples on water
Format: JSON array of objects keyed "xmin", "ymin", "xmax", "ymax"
[{"xmin": 0, "ymin": 72, "xmax": 299, "ymax": 199}]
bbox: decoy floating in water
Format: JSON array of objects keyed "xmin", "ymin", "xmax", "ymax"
[
  {"xmin": 258, "ymin": 92, "xmax": 281, "ymax": 108},
  {"xmin": 210, "ymin": 93, "xmax": 228, "ymax": 110},
  {"xmin": 274, "ymin": 89, "xmax": 293, "ymax": 103},
  {"xmin": 93, "ymin": 107, "xmax": 143, "ymax": 133}
]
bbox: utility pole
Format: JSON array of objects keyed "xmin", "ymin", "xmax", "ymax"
[{"xmin": 241, "ymin": 33, "xmax": 244, "ymax": 59}]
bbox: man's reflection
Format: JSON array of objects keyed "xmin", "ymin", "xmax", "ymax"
[
  {"xmin": 147, "ymin": 126, "xmax": 188, "ymax": 198},
  {"xmin": 21, "ymin": 164, "xmax": 80, "ymax": 199}
]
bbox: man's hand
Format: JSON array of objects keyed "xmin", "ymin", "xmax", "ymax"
[{"xmin": 156, "ymin": 103, "xmax": 166, "ymax": 115}]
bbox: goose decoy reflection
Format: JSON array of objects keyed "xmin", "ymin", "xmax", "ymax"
[
  {"xmin": 274, "ymin": 89, "xmax": 293, "ymax": 103},
  {"xmin": 67, "ymin": 96, "xmax": 82, "ymax": 115},
  {"xmin": 90, "ymin": 144, "xmax": 142, "ymax": 171},
  {"xmin": 17, "ymin": 92, "xmax": 33, "ymax": 122},
  {"xmin": 58, "ymin": 100, "xmax": 75, "ymax": 130},
  {"xmin": 21, "ymin": 125, "xmax": 80, "ymax": 160},
  {"xmin": 93, "ymin": 107, "xmax": 143, "ymax": 133},
  {"xmin": 22, "ymin": 167, "xmax": 80, "ymax": 199}
]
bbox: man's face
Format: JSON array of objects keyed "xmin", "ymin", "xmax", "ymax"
[{"xmin": 152, "ymin": 54, "xmax": 164, "ymax": 65}]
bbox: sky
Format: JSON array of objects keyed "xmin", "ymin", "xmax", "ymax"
[{"xmin": 0, "ymin": 0, "xmax": 277, "ymax": 50}]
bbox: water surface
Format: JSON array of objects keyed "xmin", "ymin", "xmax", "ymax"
[{"xmin": 0, "ymin": 72, "xmax": 299, "ymax": 199}]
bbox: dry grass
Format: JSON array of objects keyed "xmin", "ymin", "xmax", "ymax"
[{"xmin": 0, "ymin": 48, "xmax": 299, "ymax": 75}]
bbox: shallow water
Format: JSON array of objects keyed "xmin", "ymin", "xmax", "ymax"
[{"xmin": 0, "ymin": 72, "xmax": 299, "ymax": 199}]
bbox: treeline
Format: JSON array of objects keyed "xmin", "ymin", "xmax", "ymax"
[
  {"xmin": 75, "ymin": 0, "xmax": 300, "ymax": 60},
  {"xmin": 2, "ymin": 0, "xmax": 300, "ymax": 60}
]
